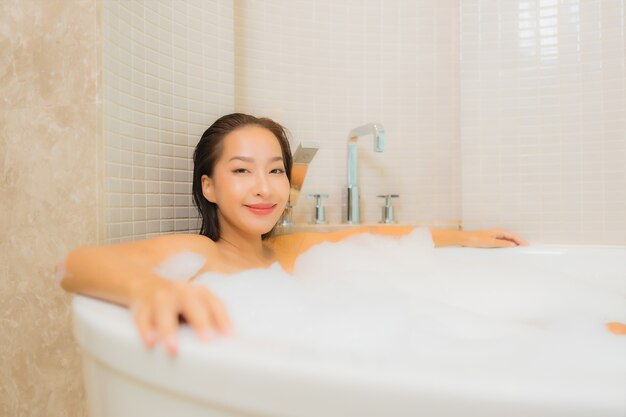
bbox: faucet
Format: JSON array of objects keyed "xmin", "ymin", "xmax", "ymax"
[{"xmin": 346, "ymin": 123, "xmax": 385, "ymax": 224}]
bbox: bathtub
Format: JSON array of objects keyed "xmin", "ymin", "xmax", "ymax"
[{"xmin": 72, "ymin": 245, "xmax": 626, "ymax": 417}]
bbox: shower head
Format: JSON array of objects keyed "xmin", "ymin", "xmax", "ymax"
[
  {"xmin": 289, "ymin": 142, "xmax": 319, "ymax": 206},
  {"xmin": 292, "ymin": 142, "xmax": 319, "ymax": 164}
]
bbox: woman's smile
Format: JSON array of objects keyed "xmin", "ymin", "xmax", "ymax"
[{"xmin": 244, "ymin": 203, "xmax": 277, "ymax": 216}]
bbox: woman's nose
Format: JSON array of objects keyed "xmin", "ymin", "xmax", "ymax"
[{"xmin": 253, "ymin": 172, "xmax": 271, "ymax": 196}]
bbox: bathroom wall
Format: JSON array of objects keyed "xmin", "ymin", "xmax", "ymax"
[
  {"xmin": 0, "ymin": 1, "xmax": 97, "ymax": 416},
  {"xmin": 235, "ymin": 0, "xmax": 625, "ymax": 244},
  {"xmin": 460, "ymin": 0, "xmax": 626, "ymax": 244},
  {"xmin": 102, "ymin": 0, "xmax": 234, "ymax": 243},
  {"xmin": 234, "ymin": 0, "xmax": 462, "ymax": 227}
]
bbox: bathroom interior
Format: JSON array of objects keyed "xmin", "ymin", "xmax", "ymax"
[{"xmin": 1, "ymin": 0, "xmax": 625, "ymax": 416}]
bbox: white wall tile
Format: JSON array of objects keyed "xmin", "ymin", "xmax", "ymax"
[
  {"xmin": 460, "ymin": 0, "xmax": 626, "ymax": 245},
  {"xmin": 103, "ymin": 0, "xmax": 234, "ymax": 242}
]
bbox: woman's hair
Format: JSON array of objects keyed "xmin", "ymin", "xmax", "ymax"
[{"xmin": 192, "ymin": 113, "xmax": 293, "ymax": 241}]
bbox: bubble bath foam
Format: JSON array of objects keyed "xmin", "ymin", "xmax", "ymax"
[{"xmin": 73, "ymin": 230, "xmax": 626, "ymax": 417}]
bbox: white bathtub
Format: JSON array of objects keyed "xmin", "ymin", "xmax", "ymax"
[{"xmin": 72, "ymin": 245, "xmax": 626, "ymax": 417}]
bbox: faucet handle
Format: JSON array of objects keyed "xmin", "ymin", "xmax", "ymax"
[
  {"xmin": 308, "ymin": 194, "xmax": 329, "ymax": 224},
  {"xmin": 377, "ymin": 194, "xmax": 399, "ymax": 200},
  {"xmin": 308, "ymin": 193, "xmax": 329, "ymax": 204},
  {"xmin": 280, "ymin": 203, "xmax": 294, "ymax": 226},
  {"xmin": 377, "ymin": 194, "xmax": 399, "ymax": 224}
]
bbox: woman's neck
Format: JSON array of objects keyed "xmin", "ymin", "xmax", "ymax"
[{"xmin": 216, "ymin": 226, "xmax": 275, "ymax": 269}]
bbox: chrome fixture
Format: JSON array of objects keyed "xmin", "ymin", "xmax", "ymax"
[
  {"xmin": 346, "ymin": 123, "xmax": 385, "ymax": 224},
  {"xmin": 281, "ymin": 142, "xmax": 319, "ymax": 226},
  {"xmin": 308, "ymin": 193, "xmax": 328, "ymax": 224},
  {"xmin": 377, "ymin": 194, "xmax": 399, "ymax": 224}
]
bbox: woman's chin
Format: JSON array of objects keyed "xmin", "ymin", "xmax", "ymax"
[{"xmin": 248, "ymin": 220, "xmax": 280, "ymax": 236}]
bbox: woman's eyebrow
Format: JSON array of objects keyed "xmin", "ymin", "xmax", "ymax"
[{"xmin": 228, "ymin": 156, "xmax": 284, "ymax": 162}]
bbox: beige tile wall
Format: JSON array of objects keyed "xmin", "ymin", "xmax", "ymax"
[
  {"xmin": 460, "ymin": 0, "xmax": 626, "ymax": 244},
  {"xmin": 103, "ymin": 0, "xmax": 234, "ymax": 243},
  {"xmin": 0, "ymin": 1, "xmax": 99, "ymax": 416},
  {"xmin": 234, "ymin": 0, "xmax": 462, "ymax": 226}
]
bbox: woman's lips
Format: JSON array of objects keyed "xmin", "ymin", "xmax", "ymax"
[{"xmin": 244, "ymin": 203, "xmax": 277, "ymax": 216}]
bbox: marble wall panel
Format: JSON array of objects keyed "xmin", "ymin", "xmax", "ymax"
[
  {"xmin": 0, "ymin": 0, "xmax": 99, "ymax": 111},
  {"xmin": 0, "ymin": 1, "xmax": 100, "ymax": 416}
]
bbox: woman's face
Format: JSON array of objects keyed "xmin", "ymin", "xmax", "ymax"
[{"xmin": 201, "ymin": 125, "xmax": 290, "ymax": 238}]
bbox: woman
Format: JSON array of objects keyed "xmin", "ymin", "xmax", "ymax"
[{"xmin": 57, "ymin": 113, "xmax": 529, "ymax": 355}]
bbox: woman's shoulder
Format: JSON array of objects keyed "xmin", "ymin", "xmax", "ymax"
[
  {"xmin": 156, "ymin": 232, "xmax": 217, "ymax": 252},
  {"xmin": 161, "ymin": 232, "xmax": 216, "ymax": 246},
  {"xmin": 115, "ymin": 233, "xmax": 218, "ymax": 260},
  {"xmin": 267, "ymin": 232, "xmax": 327, "ymax": 261},
  {"xmin": 268, "ymin": 231, "xmax": 322, "ymax": 248}
]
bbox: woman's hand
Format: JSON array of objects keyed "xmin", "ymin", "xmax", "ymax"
[
  {"xmin": 130, "ymin": 280, "xmax": 231, "ymax": 355},
  {"xmin": 460, "ymin": 228, "xmax": 529, "ymax": 248},
  {"xmin": 431, "ymin": 228, "xmax": 528, "ymax": 248}
]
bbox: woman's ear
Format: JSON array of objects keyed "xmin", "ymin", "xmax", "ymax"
[{"xmin": 201, "ymin": 174, "xmax": 216, "ymax": 203}]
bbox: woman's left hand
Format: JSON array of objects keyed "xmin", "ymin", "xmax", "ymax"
[{"xmin": 461, "ymin": 228, "xmax": 529, "ymax": 248}]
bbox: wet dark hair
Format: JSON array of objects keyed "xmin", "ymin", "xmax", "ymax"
[{"xmin": 192, "ymin": 113, "xmax": 293, "ymax": 241}]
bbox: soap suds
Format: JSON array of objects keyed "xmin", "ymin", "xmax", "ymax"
[
  {"xmin": 153, "ymin": 251, "xmax": 206, "ymax": 282},
  {"xmin": 190, "ymin": 229, "xmax": 626, "ymax": 406}
]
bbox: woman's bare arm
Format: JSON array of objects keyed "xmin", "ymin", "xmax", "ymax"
[{"xmin": 57, "ymin": 234, "xmax": 231, "ymax": 354}]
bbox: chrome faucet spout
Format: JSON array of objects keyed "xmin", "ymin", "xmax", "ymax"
[
  {"xmin": 346, "ymin": 123, "xmax": 385, "ymax": 224},
  {"xmin": 349, "ymin": 123, "xmax": 385, "ymax": 151}
]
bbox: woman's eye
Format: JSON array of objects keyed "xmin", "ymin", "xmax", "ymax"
[
  {"xmin": 270, "ymin": 168, "xmax": 286, "ymax": 174},
  {"xmin": 232, "ymin": 168, "xmax": 249, "ymax": 174}
]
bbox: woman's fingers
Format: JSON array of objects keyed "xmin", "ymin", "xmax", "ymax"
[
  {"xmin": 179, "ymin": 288, "xmax": 213, "ymax": 341},
  {"xmin": 178, "ymin": 284, "xmax": 231, "ymax": 339},
  {"xmin": 465, "ymin": 228, "xmax": 527, "ymax": 248},
  {"xmin": 131, "ymin": 284, "xmax": 232, "ymax": 355},
  {"xmin": 200, "ymin": 288, "xmax": 232, "ymax": 335},
  {"xmin": 154, "ymin": 294, "xmax": 180, "ymax": 355},
  {"xmin": 491, "ymin": 229, "xmax": 528, "ymax": 246},
  {"xmin": 490, "ymin": 237, "xmax": 516, "ymax": 248},
  {"xmin": 133, "ymin": 303, "xmax": 157, "ymax": 348}
]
